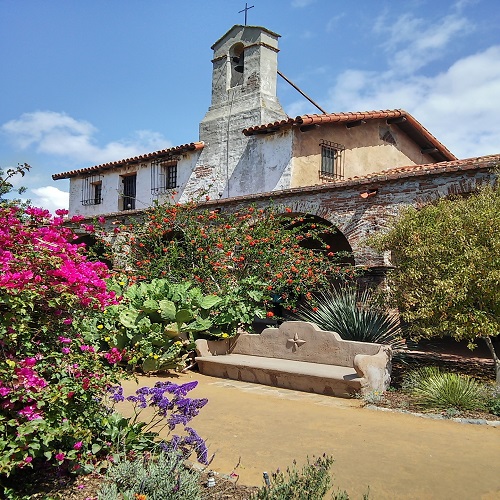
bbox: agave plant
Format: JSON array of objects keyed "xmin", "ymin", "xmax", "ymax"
[
  {"xmin": 403, "ymin": 367, "xmax": 487, "ymax": 411},
  {"xmin": 295, "ymin": 286, "xmax": 405, "ymax": 348}
]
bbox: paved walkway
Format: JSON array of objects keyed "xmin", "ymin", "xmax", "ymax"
[{"xmin": 119, "ymin": 372, "xmax": 500, "ymax": 500}]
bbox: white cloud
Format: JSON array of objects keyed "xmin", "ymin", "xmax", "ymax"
[
  {"xmin": 30, "ymin": 186, "xmax": 69, "ymax": 212},
  {"xmin": 324, "ymin": 45, "xmax": 500, "ymax": 158},
  {"xmin": 299, "ymin": 30, "xmax": 314, "ymax": 39},
  {"xmin": 453, "ymin": 0, "xmax": 479, "ymax": 12},
  {"xmin": 286, "ymin": 100, "xmax": 310, "ymax": 118},
  {"xmin": 291, "ymin": 0, "xmax": 315, "ymax": 8},
  {"xmin": 374, "ymin": 13, "xmax": 473, "ymax": 74},
  {"xmin": 1, "ymin": 111, "xmax": 172, "ymax": 166},
  {"xmin": 280, "ymin": 4, "xmax": 500, "ymax": 160},
  {"xmin": 326, "ymin": 14, "xmax": 345, "ymax": 33}
]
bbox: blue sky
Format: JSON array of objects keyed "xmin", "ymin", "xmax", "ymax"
[{"xmin": 1, "ymin": 0, "xmax": 500, "ymax": 212}]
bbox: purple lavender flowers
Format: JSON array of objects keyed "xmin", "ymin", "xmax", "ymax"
[{"xmin": 109, "ymin": 380, "xmax": 210, "ymax": 464}]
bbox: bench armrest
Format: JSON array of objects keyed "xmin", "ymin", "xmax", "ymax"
[
  {"xmin": 353, "ymin": 346, "xmax": 392, "ymax": 395},
  {"xmin": 195, "ymin": 338, "xmax": 231, "ymax": 357}
]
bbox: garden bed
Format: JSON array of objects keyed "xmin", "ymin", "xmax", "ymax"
[
  {"xmin": 7, "ymin": 345, "xmax": 499, "ymax": 499},
  {"xmin": 372, "ymin": 344, "xmax": 499, "ymax": 422},
  {"xmin": 8, "ymin": 465, "xmax": 259, "ymax": 500}
]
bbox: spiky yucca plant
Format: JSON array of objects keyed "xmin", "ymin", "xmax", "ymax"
[
  {"xmin": 295, "ymin": 286, "xmax": 405, "ymax": 348},
  {"xmin": 403, "ymin": 367, "xmax": 486, "ymax": 411}
]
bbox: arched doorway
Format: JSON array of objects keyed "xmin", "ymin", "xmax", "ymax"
[{"xmin": 283, "ymin": 213, "xmax": 355, "ymax": 266}]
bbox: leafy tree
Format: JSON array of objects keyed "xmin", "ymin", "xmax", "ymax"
[
  {"xmin": 371, "ymin": 184, "xmax": 500, "ymax": 385},
  {"xmin": 0, "ymin": 163, "xmax": 30, "ymax": 204}
]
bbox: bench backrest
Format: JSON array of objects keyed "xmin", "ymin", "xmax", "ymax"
[{"xmin": 231, "ymin": 321, "xmax": 382, "ymax": 367}]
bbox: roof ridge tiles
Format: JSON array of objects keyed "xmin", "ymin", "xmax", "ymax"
[{"xmin": 242, "ymin": 109, "xmax": 456, "ymax": 161}]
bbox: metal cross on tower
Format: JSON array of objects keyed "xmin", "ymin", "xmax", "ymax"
[{"xmin": 239, "ymin": 2, "xmax": 254, "ymax": 25}]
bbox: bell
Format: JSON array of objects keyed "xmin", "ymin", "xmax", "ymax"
[{"xmin": 233, "ymin": 56, "xmax": 244, "ymax": 73}]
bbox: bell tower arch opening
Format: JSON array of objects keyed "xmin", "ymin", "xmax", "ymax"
[
  {"xmin": 195, "ymin": 25, "xmax": 288, "ymax": 202},
  {"xmin": 229, "ymin": 42, "xmax": 245, "ymax": 88},
  {"xmin": 202, "ymin": 25, "xmax": 286, "ymax": 117}
]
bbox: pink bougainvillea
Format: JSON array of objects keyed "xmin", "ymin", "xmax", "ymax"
[
  {"xmin": 0, "ymin": 205, "xmax": 116, "ymax": 309},
  {"xmin": 104, "ymin": 347, "xmax": 124, "ymax": 364},
  {"xmin": 0, "ymin": 205, "xmax": 123, "ymax": 474}
]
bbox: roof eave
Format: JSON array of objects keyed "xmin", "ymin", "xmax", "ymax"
[
  {"xmin": 52, "ymin": 141, "xmax": 204, "ymax": 180},
  {"xmin": 243, "ymin": 109, "xmax": 457, "ymax": 162}
]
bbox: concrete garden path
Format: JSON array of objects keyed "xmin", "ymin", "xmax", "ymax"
[{"xmin": 119, "ymin": 372, "xmax": 500, "ymax": 500}]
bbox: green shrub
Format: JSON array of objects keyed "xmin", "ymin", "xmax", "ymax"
[
  {"xmin": 403, "ymin": 367, "xmax": 487, "ymax": 411},
  {"xmin": 368, "ymin": 184, "xmax": 500, "ymax": 385},
  {"xmin": 487, "ymin": 394, "xmax": 500, "ymax": 416},
  {"xmin": 96, "ymin": 201, "xmax": 357, "ymax": 333},
  {"xmin": 250, "ymin": 455, "xmax": 339, "ymax": 500},
  {"xmin": 295, "ymin": 286, "xmax": 405, "ymax": 348},
  {"xmin": 402, "ymin": 366, "xmax": 441, "ymax": 392},
  {"xmin": 83, "ymin": 278, "xmax": 224, "ymax": 372},
  {"xmin": 98, "ymin": 450, "xmax": 201, "ymax": 500}
]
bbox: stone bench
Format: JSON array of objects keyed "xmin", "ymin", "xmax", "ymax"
[{"xmin": 195, "ymin": 321, "xmax": 392, "ymax": 398}]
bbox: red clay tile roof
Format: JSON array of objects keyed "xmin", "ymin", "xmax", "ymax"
[
  {"xmin": 52, "ymin": 142, "xmax": 204, "ymax": 180},
  {"xmin": 242, "ymin": 109, "xmax": 457, "ymax": 162},
  {"xmin": 339, "ymin": 153, "xmax": 500, "ymax": 184}
]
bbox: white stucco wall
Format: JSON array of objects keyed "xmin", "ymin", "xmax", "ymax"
[
  {"xmin": 228, "ymin": 130, "xmax": 293, "ymax": 195},
  {"xmin": 69, "ymin": 152, "xmax": 201, "ymax": 217}
]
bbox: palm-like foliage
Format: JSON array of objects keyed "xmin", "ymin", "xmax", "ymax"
[
  {"xmin": 295, "ymin": 286, "xmax": 405, "ymax": 348},
  {"xmin": 403, "ymin": 367, "xmax": 486, "ymax": 411}
]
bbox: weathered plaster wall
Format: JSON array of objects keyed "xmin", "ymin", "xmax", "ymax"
[
  {"xmin": 180, "ymin": 25, "xmax": 289, "ymax": 202},
  {"xmin": 69, "ymin": 153, "xmax": 200, "ymax": 217},
  {"xmin": 227, "ymin": 130, "xmax": 293, "ymax": 196},
  {"xmin": 94, "ymin": 162, "xmax": 497, "ymax": 291},
  {"xmin": 290, "ymin": 121, "xmax": 435, "ymax": 187}
]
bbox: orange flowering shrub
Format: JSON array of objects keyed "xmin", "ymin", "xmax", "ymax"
[{"xmin": 106, "ymin": 200, "xmax": 356, "ymax": 335}]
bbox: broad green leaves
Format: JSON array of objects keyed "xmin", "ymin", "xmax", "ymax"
[{"xmin": 94, "ymin": 278, "xmax": 224, "ymax": 372}]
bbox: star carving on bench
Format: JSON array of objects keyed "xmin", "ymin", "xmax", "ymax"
[{"xmin": 288, "ymin": 332, "xmax": 306, "ymax": 352}]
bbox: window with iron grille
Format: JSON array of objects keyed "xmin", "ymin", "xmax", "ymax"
[
  {"xmin": 121, "ymin": 174, "xmax": 136, "ymax": 210},
  {"xmin": 151, "ymin": 159, "xmax": 178, "ymax": 195},
  {"xmin": 320, "ymin": 140, "xmax": 345, "ymax": 179},
  {"xmin": 93, "ymin": 182, "xmax": 102, "ymax": 205},
  {"xmin": 81, "ymin": 174, "xmax": 103, "ymax": 205}
]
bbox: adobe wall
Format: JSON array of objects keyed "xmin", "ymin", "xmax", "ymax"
[
  {"xmin": 69, "ymin": 152, "xmax": 201, "ymax": 217},
  {"xmin": 91, "ymin": 161, "xmax": 497, "ymax": 289},
  {"xmin": 290, "ymin": 121, "xmax": 435, "ymax": 188}
]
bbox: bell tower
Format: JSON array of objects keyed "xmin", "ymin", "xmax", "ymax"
[
  {"xmin": 199, "ymin": 25, "xmax": 287, "ymax": 141},
  {"xmin": 183, "ymin": 25, "xmax": 289, "ymax": 201}
]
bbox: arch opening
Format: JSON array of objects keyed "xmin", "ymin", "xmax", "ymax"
[
  {"xmin": 283, "ymin": 213, "xmax": 355, "ymax": 266},
  {"xmin": 73, "ymin": 233, "xmax": 113, "ymax": 269},
  {"xmin": 229, "ymin": 42, "xmax": 245, "ymax": 88}
]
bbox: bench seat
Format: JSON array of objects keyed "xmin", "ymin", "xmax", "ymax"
[
  {"xmin": 196, "ymin": 353, "xmax": 362, "ymax": 396},
  {"xmin": 195, "ymin": 321, "xmax": 392, "ymax": 398}
]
